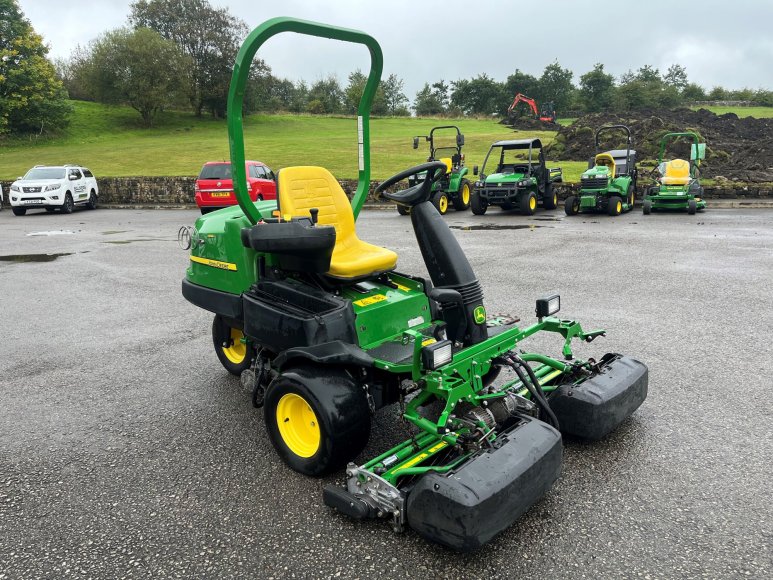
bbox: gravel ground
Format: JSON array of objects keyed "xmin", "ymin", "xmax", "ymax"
[{"xmin": 1, "ymin": 206, "xmax": 771, "ymax": 579}]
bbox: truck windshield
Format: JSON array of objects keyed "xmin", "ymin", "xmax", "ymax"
[{"xmin": 24, "ymin": 168, "xmax": 66, "ymax": 180}]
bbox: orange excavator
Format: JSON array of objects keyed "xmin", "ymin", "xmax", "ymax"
[{"xmin": 507, "ymin": 93, "xmax": 557, "ymax": 124}]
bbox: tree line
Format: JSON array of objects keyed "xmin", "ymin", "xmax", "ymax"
[{"xmin": 3, "ymin": 0, "xmax": 773, "ymax": 136}]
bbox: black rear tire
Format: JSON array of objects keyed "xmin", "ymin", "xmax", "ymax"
[
  {"xmin": 12, "ymin": 207, "xmax": 26, "ymax": 216},
  {"xmin": 520, "ymin": 191, "xmax": 537, "ymax": 215},
  {"xmin": 212, "ymin": 314, "xmax": 253, "ymax": 376},
  {"xmin": 608, "ymin": 195, "xmax": 622, "ymax": 216},
  {"xmin": 397, "ymin": 204, "xmax": 410, "ymax": 216},
  {"xmin": 542, "ymin": 182, "xmax": 557, "ymax": 210},
  {"xmin": 87, "ymin": 191, "xmax": 98, "ymax": 210},
  {"xmin": 453, "ymin": 179, "xmax": 472, "ymax": 211},
  {"xmin": 564, "ymin": 195, "xmax": 579, "ymax": 216},
  {"xmin": 264, "ymin": 365, "xmax": 370, "ymax": 476},
  {"xmin": 470, "ymin": 190, "xmax": 487, "ymax": 215},
  {"xmin": 61, "ymin": 193, "xmax": 74, "ymax": 214},
  {"xmin": 626, "ymin": 185, "xmax": 635, "ymax": 210}
]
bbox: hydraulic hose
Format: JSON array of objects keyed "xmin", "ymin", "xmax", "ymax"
[{"xmin": 504, "ymin": 354, "xmax": 560, "ymax": 430}]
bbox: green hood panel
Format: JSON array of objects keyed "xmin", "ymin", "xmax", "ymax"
[{"xmin": 484, "ymin": 172, "xmax": 527, "ymax": 184}]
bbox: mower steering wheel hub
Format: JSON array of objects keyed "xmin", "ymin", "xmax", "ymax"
[{"xmin": 375, "ymin": 161, "xmax": 448, "ymax": 208}]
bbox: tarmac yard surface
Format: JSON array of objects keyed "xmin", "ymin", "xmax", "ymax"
[{"xmin": 1, "ymin": 207, "xmax": 771, "ymax": 578}]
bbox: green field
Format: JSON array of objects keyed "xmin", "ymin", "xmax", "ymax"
[
  {"xmin": 0, "ymin": 101, "xmax": 592, "ymax": 182},
  {"xmin": 690, "ymin": 105, "xmax": 773, "ymax": 118}
]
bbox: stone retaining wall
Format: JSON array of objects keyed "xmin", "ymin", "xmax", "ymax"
[{"xmin": 2, "ymin": 176, "xmax": 772, "ymax": 208}]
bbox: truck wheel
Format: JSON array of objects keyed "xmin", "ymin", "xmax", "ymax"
[
  {"xmin": 453, "ymin": 179, "xmax": 472, "ymax": 211},
  {"xmin": 397, "ymin": 204, "xmax": 411, "ymax": 216},
  {"xmin": 564, "ymin": 196, "xmax": 579, "ymax": 216},
  {"xmin": 542, "ymin": 183, "xmax": 557, "ymax": 210},
  {"xmin": 643, "ymin": 200, "xmax": 652, "ymax": 215},
  {"xmin": 87, "ymin": 191, "xmax": 98, "ymax": 210},
  {"xmin": 520, "ymin": 192, "xmax": 537, "ymax": 215},
  {"xmin": 264, "ymin": 365, "xmax": 370, "ymax": 476},
  {"xmin": 688, "ymin": 199, "xmax": 697, "ymax": 215},
  {"xmin": 12, "ymin": 207, "xmax": 26, "ymax": 216},
  {"xmin": 470, "ymin": 190, "xmax": 487, "ymax": 215},
  {"xmin": 432, "ymin": 192, "xmax": 449, "ymax": 215},
  {"xmin": 61, "ymin": 193, "xmax": 74, "ymax": 214},
  {"xmin": 212, "ymin": 314, "xmax": 253, "ymax": 376},
  {"xmin": 608, "ymin": 196, "xmax": 622, "ymax": 216}
]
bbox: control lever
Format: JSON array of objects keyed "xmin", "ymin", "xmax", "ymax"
[{"xmin": 309, "ymin": 207, "xmax": 319, "ymax": 224}]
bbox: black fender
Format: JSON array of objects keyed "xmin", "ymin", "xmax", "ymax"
[{"xmin": 273, "ymin": 341, "xmax": 375, "ymax": 371}]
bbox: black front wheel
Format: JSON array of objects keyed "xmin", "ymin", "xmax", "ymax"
[
  {"xmin": 520, "ymin": 192, "xmax": 537, "ymax": 215},
  {"xmin": 470, "ymin": 190, "xmax": 487, "ymax": 215},
  {"xmin": 264, "ymin": 365, "xmax": 371, "ymax": 476},
  {"xmin": 687, "ymin": 199, "xmax": 697, "ymax": 215},
  {"xmin": 643, "ymin": 200, "xmax": 652, "ymax": 215},
  {"xmin": 564, "ymin": 195, "xmax": 579, "ymax": 216},
  {"xmin": 212, "ymin": 314, "xmax": 253, "ymax": 376},
  {"xmin": 87, "ymin": 191, "xmax": 98, "ymax": 210},
  {"xmin": 432, "ymin": 192, "xmax": 449, "ymax": 215},
  {"xmin": 542, "ymin": 182, "xmax": 557, "ymax": 210},
  {"xmin": 453, "ymin": 179, "xmax": 472, "ymax": 211},
  {"xmin": 61, "ymin": 193, "xmax": 74, "ymax": 214},
  {"xmin": 608, "ymin": 195, "xmax": 622, "ymax": 216},
  {"xmin": 12, "ymin": 207, "xmax": 26, "ymax": 216}
]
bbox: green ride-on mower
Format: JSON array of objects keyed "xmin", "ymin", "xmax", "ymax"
[
  {"xmin": 643, "ymin": 132, "xmax": 707, "ymax": 215},
  {"xmin": 565, "ymin": 125, "xmax": 638, "ymax": 217},
  {"xmin": 180, "ymin": 17, "xmax": 648, "ymax": 552},
  {"xmin": 470, "ymin": 138, "xmax": 562, "ymax": 215},
  {"xmin": 398, "ymin": 125, "xmax": 471, "ymax": 216}
]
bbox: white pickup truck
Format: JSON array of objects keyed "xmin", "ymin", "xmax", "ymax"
[{"xmin": 8, "ymin": 165, "xmax": 99, "ymax": 216}]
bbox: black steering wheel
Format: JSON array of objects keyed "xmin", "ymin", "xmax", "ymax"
[{"xmin": 374, "ymin": 161, "xmax": 447, "ymax": 208}]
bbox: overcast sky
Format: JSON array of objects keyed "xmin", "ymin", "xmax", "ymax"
[{"xmin": 18, "ymin": 0, "xmax": 773, "ymax": 98}]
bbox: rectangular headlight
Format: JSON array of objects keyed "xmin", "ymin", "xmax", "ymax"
[
  {"xmin": 421, "ymin": 339, "xmax": 453, "ymax": 370},
  {"xmin": 535, "ymin": 294, "xmax": 560, "ymax": 319}
]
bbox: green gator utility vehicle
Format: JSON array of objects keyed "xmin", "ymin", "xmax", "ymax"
[
  {"xmin": 399, "ymin": 125, "xmax": 471, "ymax": 216},
  {"xmin": 180, "ymin": 17, "xmax": 648, "ymax": 552},
  {"xmin": 643, "ymin": 132, "xmax": 707, "ymax": 215},
  {"xmin": 471, "ymin": 138, "xmax": 562, "ymax": 215},
  {"xmin": 565, "ymin": 125, "xmax": 637, "ymax": 217}
]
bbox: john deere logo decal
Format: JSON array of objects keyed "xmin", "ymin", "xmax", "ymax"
[{"xmin": 473, "ymin": 305, "xmax": 486, "ymax": 324}]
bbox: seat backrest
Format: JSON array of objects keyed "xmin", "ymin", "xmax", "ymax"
[
  {"xmin": 439, "ymin": 157, "xmax": 453, "ymax": 174},
  {"xmin": 594, "ymin": 153, "xmax": 616, "ymax": 179},
  {"xmin": 662, "ymin": 159, "xmax": 691, "ymax": 185},
  {"xmin": 277, "ymin": 166, "xmax": 356, "ymax": 246}
]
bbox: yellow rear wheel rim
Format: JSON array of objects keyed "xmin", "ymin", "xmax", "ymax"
[
  {"xmin": 461, "ymin": 184, "xmax": 470, "ymax": 205},
  {"xmin": 553, "ymin": 193, "xmax": 558, "ymax": 206},
  {"xmin": 276, "ymin": 393, "xmax": 320, "ymax": 458},
  {"xmin": 529, "ymin": 196, "xmax": 536, "ymax": 211},
  {"xmin": 439, "ymin": 195, "xmax": 448, "ymax": 213},
  {"xmin": 222, "ymin": 328, "xmax": 246, "ymax": 364},
  {"xmin": 617, "ymin": 200, "xmax": 622, "ymax": 213}
]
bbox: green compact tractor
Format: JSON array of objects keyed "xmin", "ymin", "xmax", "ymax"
[
  {"xmin": 565, "ymin": 125, "xmax": 637, "ymax": 217},
  {"xmin": 398, "ymin": 125, "xmax": 471, "ymax": 216},
  {"xmin": 470, "ymin": 138, "xmax": 562, "ymax": 215},
  {"xmin": 181, "ymin": 17, "xmax": 648, "ymax": 551},
  {"xmin": 643, "ymin": 132, "xmax": 707, "ymax": 215}
]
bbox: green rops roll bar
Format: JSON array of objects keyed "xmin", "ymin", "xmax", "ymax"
[{"xmin": 226, "ymin": 17, "xmax": 383, "ymax": 225}]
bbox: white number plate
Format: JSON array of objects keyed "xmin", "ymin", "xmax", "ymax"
[{"xmin": 23, "ymin": 199, "xmax": 43, "ymax": 205}]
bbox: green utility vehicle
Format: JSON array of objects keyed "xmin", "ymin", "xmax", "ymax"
[
  {"xmin": 643, "ymin": 132, "xmax": 707, "ymax": 215},
  {"xmin": 471, "ymin": 138, "xmax": 562, "ymax": 215},
  {"xmin": 565, "ymin": 125, "xmax": 637, "ymax": 217},
  {"xmin": 181, "ymin": 17, "xmax": 648, "ymax": 552},
  {"xmin": 398, "ymin": 125, "xmax": 471, "ymax": 216}
]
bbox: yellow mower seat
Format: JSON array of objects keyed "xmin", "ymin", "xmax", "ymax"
[
  {"xmin": 594, "ymin": 153, "xmax": 616, "ymax": 178},
  {"xmin": 277, "ymin": 166, "xmax": 397, "ymax": 280},
  {"xmin": 439, "ymin": 157, "xmax": 453, "ymax": 173},
  {"xmin": 662, "ymin": 159, "xmax": 691, "ymax": 185}
]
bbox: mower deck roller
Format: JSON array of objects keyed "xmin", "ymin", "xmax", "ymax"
[{"xmin": 182, "ymin": 17, "xmax": 648, "ymax": 552}]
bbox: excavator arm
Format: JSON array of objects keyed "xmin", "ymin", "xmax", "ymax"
[{"xmin": 507, "ymin": 93, "xmax": 539, "ymax": 117}]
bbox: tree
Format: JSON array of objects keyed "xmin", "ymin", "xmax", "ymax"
[
  {"xmin": 450, "ymin": 74, "xmax": 506, "ymax": 115},
  {"xmin": 682, "ymin": 83, "xmax": 707, "ymax": 102},
  {"xmin": 130, "ymin": 0, "xmax": 250, "ymax": 117},
  {"xmin": 382, "ymin": 73, "xmax": 409, "ymax": 116},
  {"xmin": 0, "ymin": 0, "xmax": 71, "ymax": 135},
  {"xmin": 343, "ymin": 69, "xmax": 385, "ymax": 115},
  {"xmin": 413, "ymin": 80, "xmax": 449, "ymax": 116},
  {"xmin": 503, "ymin": 69, "xmax": 540, "ymax": 102},
  {"xmin": 664, "ymin": 64, "xmax": 688, "ymax": 91},
  {"xmin": 86, "ymin": 27, "xmax": 189, "ymax": 126},
  {"xmin": 536, "ymin": 61, "xmax": 574, "ymax": 114},
  {"xmin": 578, "ymin": 63, "xmax": 615, "ymax": 112},
  {"xmin": 307, "ymin": 75, "xmax": 344, "ymax": 114}
]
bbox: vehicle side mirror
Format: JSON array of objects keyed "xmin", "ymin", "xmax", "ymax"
[
  {"xmin": 473, "ymin": 165, "xmax": 478, "ymax": 175},
  {"xmin": 457, "ymin": 134, "xmax": 465, "ymax": 147},
  {"xmin": 413, "ymin": 137, "xmax": 419, "ymax": 149},
  {"xmin": 69, "ymin": 175, "xmax": 78, "ymax": 180},
  {"xmin": 17, "ymin": 177, "xmax": 23, "ymax": 180}
]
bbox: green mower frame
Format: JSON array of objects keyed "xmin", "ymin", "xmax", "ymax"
[
  {"xmin": 398, "ymin": 125, "xmax": 471, "ymax": 216},
  {"xmin": 565, "ymin": 125, "xmax": 637, "ymax": 217},
  {"xmin": 180, "ymin": 17, "xmax": 648, "ymax": 552},
  {"xmin": 643, "ymin": 132, "xmax": 707, "ymax": 215}
]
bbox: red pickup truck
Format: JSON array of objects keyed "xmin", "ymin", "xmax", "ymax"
[{"xmin": 195, "ymin": 161, "xmax": 277, "ymax": 214}]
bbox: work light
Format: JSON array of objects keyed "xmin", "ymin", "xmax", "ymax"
[
  {"xmin": 535, "ymin": 294, "xmax": 560, "ymax": 320},
  {"xmin": 422, "ymin": 339, "xmax": 453, "ymax": 370}
]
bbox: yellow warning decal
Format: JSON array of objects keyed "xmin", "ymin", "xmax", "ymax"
[
  {"xmin": 393, "ymin": 282, "xmax": 411, "ymax": 292},
  {"xmin": 353, "ymin": 294, "xmax": 387, "ymax": 307},
  {"xmin": 421, "ymin": 338, "xmax": 437, "ymax": 347},
  {"xmin": 395, "ymin": 441, "xmax": 447, "ymax": 472},
  {"xmin": 190, "ymin": 255, "xmax": 237, "ymax": 271}
]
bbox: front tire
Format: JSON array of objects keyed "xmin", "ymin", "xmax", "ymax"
[
  {"xmin": 61, "ymin": 193, "xmax": 74, "ymax": 214},
  {"xmin": 520, "ymin": 191, "xmax": 537, "ymax": 215},
  {"xmin": 432, "ymin": 192, "xmax": 449, "ymax": 215},
  {"xmin": 397, "ymin": 204, "xmax": 411, "ymax": 216},
  {"xmin": 608, "ymin": 195, "xmax": 622, "ymax": 216},
  {"xmin": 87, "ymin": 191, "xmax": 98, "ymax": 210},
  {"xmin": 264, "ymin": 365, "xmax": 370, "ymax": 476},
  {"xmin": 564, "ymin": 195, "xmax": 579, "ymax": 216},
  {"xmin": 687, "ymin": 199, "xmax": 697, "ymax": 215},
  {"xmin": 453, "ymin": 179, "xmax": 472, "ymax": 211},
  {"xmin": 542, "ymin": 182, "xmax": 557, "ymax": 210},
  {"xmin": 643, "ymin": 200, "xmax": 652, "ymax": 215},
  {"xmin": 212, "ymin": 314, "xmax": 252, "ymax": 376},
  {"xmin": 470, "ymin": 190, "xmax": 487, "ymax": 215},
  {"xmin": 12, "ymin": 207, "xmax": 26, "ymax": 216}
]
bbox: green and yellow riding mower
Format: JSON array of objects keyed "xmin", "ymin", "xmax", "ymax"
[
  {"xmin": 470, "ymin": 138, "xmax": 562, "ymax": 215},
  {"xmin": 398, "ymin": 125, "xmax": 471, "ymax": 216},
  {"xmin": 565, "ymin": 125, "xmax": 637, "ymax": 217},
  {"xmin": 643, "ymin": 132, "xmax": 707, "ymax": 215},
  {"xmin": 180, "ymin": 17, "xmax": 648, "ymax": 552}
]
